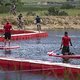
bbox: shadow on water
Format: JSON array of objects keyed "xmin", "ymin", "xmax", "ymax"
[
  {"xmin": 36, "ymin": 38, "xmax": 41, "ymax": 44},
  {"xmin": 62, "ymin": 58, "xmax": 70, "ymax": 63}
]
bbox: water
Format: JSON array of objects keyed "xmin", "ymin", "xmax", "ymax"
[
  {"xmin": 0, "ymin": 71, "xmax": 64, "ymax": 80},
  {"xmin": 0, "ymin": 29, "xmax": 80, "ymax": 80}
]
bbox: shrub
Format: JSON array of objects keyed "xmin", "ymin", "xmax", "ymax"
[
  {"xmin": 44, "ymin": 12, "xmax": 49, "ymax": 16},
  {"xmin": 1, "ymin": 17, "xmax": 17, "ymax": 25},
  {"xmin": 48, "ymin": 7, "xmax": 59, "ymax": 15},
  {"xmin": 8, "ymin": 18, "xmax": 17, "ymax": 25},
  {"xmin": 58, "ymin": 11, "xmax": 68, "ymax": 16},
  {"xmin": 1, "ymin": 18, "xmax": 7, "ymax": 25},
  {"xmin": 24, "ymin": 19, "xmax": 33, "ymax": 25},
  {"xmin": 48, "ymin": 7, "xmax": 68, "ymax": 16},
  {"xmin": 26, "ymin": 11, "xmax": 36, "ymax": 16}
]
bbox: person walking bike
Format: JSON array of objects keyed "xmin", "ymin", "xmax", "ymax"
[{"xmin": 17, "ymin": 13, "xmax": 25, "ymax": 30}]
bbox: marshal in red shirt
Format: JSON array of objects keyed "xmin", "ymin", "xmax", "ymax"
[
  {"xmin": 4, "ymin": 22, "xmax": 12, "ymax": 33},
  {"xmin": 62, "ymin": 36, "xmax": 71, "ymax": 46}
]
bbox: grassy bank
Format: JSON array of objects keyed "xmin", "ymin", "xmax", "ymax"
[
  {"xmin": 0, "ymin": 15, "xmax": 80, "ymax": 30},
  {"xmin": 63, "ymin": 9, "xmax": 80, "ymax": 16}
]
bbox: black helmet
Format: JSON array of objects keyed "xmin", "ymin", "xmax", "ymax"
[{"xmin": 64, "ymin": 31, "xmax": 68, "ymax": 35}]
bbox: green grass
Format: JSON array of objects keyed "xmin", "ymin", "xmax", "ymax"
[
  {"xmin": 63, "ymin": 9, "xmax": 80, "ymax": 16},
  {"xmin": 0, "ymin": 9, "xmax": 80, "ymax": 16},
  {"xmin": 20, "ymin": 9, "xmax": 80, "ymax": 16}
]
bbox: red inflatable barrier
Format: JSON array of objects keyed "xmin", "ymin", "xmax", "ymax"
[
  {"xmin": 0, "ymin": 57, "xmax": 80, "ymax": 79},
  {"xmin": 0, "ymin": 29, "xmax": 48, "ymax": 41}
]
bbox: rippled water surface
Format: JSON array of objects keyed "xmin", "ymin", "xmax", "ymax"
[{"xmin": 0, "ymin": 29, "xmax": 80, "ymax": 80}]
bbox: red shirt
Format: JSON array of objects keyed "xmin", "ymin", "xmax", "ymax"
[
  {"xmin": 62, "ymin": 36, "xmax": 71, "ymax": 46},
  {"xmin": 4, "ymin": 23, "xmax": 12, "ymax": 33}
]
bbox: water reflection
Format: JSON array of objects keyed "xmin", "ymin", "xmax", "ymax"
[
  {"xmin": 0, "ymin": 71, "xmax": 63, "ymax": 80},
  {"xmin": 36, "ymin": 38, "xmax": 41, "ymax": 44},
  {"xmin": 62, "ymin": 58, "xmax": 70, "ymax": 63},
  {"xmin": 3, "ymin": 49, "xmax": 11, "ymax": 56}
]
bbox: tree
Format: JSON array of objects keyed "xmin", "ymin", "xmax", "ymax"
[{"xmin": 0, "ymin": 0, "xmax": 21, "ymax": 5}]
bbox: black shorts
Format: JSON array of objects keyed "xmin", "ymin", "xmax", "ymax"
[
  {"xmin": 4, "ymin": 32, "xmax": 11, "ymax": 40},
  {"xmin": 62, "ymin": 46, "xmax": 70, "ymax": 55}
]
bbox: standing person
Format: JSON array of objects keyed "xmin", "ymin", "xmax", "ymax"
[
  {"xmin": 3, "ymin": 21, "xmax": 12, "ymax": 46},
  {"xmin": 35, "ymin": 15, "xmax": 42, "ymax": 32},
  {"xmin": 60, "ymin": 31, "xmax": 72, "ymax": 55}
]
